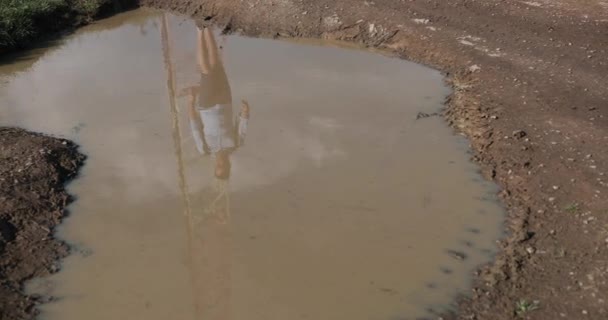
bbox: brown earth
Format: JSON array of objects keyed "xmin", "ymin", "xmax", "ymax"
[
  {"xmin": 0, "ymin": 128, "xmax": 85, "ymax": 319},
  {"xmin": 142, "ymin": 0, "xmax": 608, "ymax": 319},
  {"xmin": 1, "ymin": 0, "xmax": 607, "ymax": 319}
]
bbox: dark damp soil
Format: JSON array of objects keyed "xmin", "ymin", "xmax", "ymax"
[
  {"xmin": 1, "ymin": 0, "xmax": 608, "ymax": 319},
  {"xmin": 0, "ymin": 128, "xmax": 84, "ymax": 320}
]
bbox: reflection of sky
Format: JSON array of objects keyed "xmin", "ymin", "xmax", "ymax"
[
  {"xmin": 0, "ymin": 11, "xmax": 505, "ymax": 320},
  {"xmin": 0, "ymin": 13, "xmax": 446, "ymax": 199},
  {"xmin": 228, "ymin": 115, "xmax": 347, "ymax": 191},
  {"xmin": 181, "ymin": 112, "xmax": 348, "ymax": 195}
]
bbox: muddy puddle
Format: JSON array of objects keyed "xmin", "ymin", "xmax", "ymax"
[{"xmin": 0, "ymin": 9, "xmax": 504, "ymax": 320}]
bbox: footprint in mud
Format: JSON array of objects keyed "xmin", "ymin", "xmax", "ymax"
[
  {"xmin": 425, "ymin": 282, "xmax": 437, "ymax": 289},
  {"xmin": 71, "ymin": 244, "xmax": 93, "ymax": 257},
  {"xmin": 424, "ymin": 306, "xmax": 444, "ymax": 317},
  {"xmin": 446, "ymin": 249, "xmax": 468, "ymax": 261},
  {"xmin": 460, "ymin": 239, "xmax": 475, "ymax": 248},
  {"xmin": 466, "ymin": 227, "xmax": 481, "ymax": 235},
  {"xmin": 415, "ymin": 111, "xmax": 439, "ymax": 120},
  {"xmin": 379, "ymin": 287, "xmax": 399, "ymax": 295},
  {"xmin": 421, "ymin": 194, "xmax": 432, "ymax": 208},
  {"xmin": 30, "ymin": 293, "xmax": 57, "ymax": 304},
  {"xmin": 71, "ymin": 122, "xmax": 86, "ymax": 134},
  {"xmin": 439, "ymin": 266, "xmax": 453, "ymax": 275},
  {"xmin": 479, "ymin": 248, "xmax": 495, "ymax": 256}
]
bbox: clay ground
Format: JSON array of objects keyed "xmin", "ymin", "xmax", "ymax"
[{"xmin": 1, "ymin": 0, "xmax": 607, "ymax": 319}]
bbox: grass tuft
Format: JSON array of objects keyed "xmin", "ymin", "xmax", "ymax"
[
  {"xmin": 515, "ymin": 299, "xmax": 540, "ymax": 317},
  {"xmin": 564, "ymin": 202, "xmax": 580, "ymax": 213}
]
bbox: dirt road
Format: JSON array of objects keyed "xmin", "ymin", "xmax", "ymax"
[
  {"xmin": 140, "ymin": 0, "xmax": 608, "ymax": 319},
  {"xmin": 1, "ymin": 0, "xmax": 607, "ymax": 319}
]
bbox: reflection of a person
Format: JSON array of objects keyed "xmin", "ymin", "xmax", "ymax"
[
  {"xmin": 161, "ymin": 16, "xmax": 241, "ymax": 320},
  {"xmin": 179, "ymin": 26, "xmax": 249, "ymax": 320},
  {"xmin": 186, "ymin": 27, "xmax": 250, "ymax": 181}
]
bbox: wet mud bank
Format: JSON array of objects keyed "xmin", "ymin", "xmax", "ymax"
[
  {"xmin": 137, "ymin": 1, "xmax": 608, "ymax": 319},
  {"xmin": 0, "ymin": 128, "xmax": 84, "ymax": 319}
]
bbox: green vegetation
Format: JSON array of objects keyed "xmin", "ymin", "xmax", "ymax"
[
  {"xmin": 515, "ymin": 299, "xmax": 540, "ymax": 317},
  {"xmin": 0, "ymin": 0, "xmax": 124, "ymax": 50},
  {"xmin": 564, "ymin": 202, "xmax": 580, "ymax": 213}
]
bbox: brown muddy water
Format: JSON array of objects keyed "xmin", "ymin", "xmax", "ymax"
[{"xmin": 0, "ymin": 9, "xmax": 504, "ymax": 320}]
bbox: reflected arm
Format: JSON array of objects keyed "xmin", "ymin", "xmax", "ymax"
[
  {"xmin": 236, "ymin": 100, "xmax": 250, "ymax": 147},
  {"xmin": 187, "ymin": 92, "xmax": 206, "ymax": 154}
]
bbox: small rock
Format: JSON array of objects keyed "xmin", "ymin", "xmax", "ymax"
[
  {"xmin": 548, "ymin": 197, "xmax": 556, "ymax": 202},
  {"xmin": 469, "ymin": 64, "xmax": 481, "ymax": 72},
  {"xmin": 323, "ymin": 15, "xmax": 342, "ymax": 29},
  {"xmin": 413, "ymin": 18, "xmax": 430, "ymax": 24},
  {"xmin": 512, "ymin": 130, "xmax": 527, "ymax": 138},
  {"xmin": 368, "ymin": 23, "xmax": 376, "ymax": 34},
  {"xmin": 526, "ymin": 247, "xmax": 536, "ymax": 254}
]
